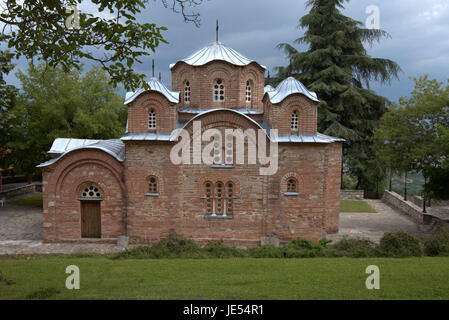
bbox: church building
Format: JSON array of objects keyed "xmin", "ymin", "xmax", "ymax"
[{"xmin": 38, "ymin": 40, "xmax": 344, "ymax": 246}]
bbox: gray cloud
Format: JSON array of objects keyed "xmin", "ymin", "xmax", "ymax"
[{"xmin": 4, "ymin": 0, "xmax": 449, "ymax": 103}]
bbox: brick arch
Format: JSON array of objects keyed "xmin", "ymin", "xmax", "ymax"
[
  {"xmin": 280, "ymin": 172, "xmax": 304, "ymax": 195},
  {"xmin": 145, "ymin": 171, "xmax": 164, "ymax": 194},
  {"xmin": 280, "ymin": 95, "xmax": 318, "ymax": 134},
  {"xmin": 182, "ymin": 109, "xmax": 269, "ymax": 138},
  {"xmin": 198, "ymin": 175, "xmax": 241, "ymax": 196},
  {"xmin": 77, "ymin": 181, "xmax": 105, "ymax": 199}
]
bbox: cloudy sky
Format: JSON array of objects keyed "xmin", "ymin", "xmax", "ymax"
[{"xmin": 5, "ymin": 0, "xmax": 449, "ymax": 102}]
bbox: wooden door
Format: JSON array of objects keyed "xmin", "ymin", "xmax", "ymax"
[{"xmin": 81, "ymin": 201, "xmax": 101, "ymax": 238}]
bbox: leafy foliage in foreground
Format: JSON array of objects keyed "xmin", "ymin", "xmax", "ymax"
[
  {"xmin": 424, "ymin": 228, "xmax": 449, "ymax": 256},
  {"xmin": 0, "ymin": 1, "xmax": 206, "ymax": 91},
  {"xmin": 111, "ymin": 231, "xmax": 445, "ymax": 260}
]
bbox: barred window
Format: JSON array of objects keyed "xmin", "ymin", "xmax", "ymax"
[
  {"xmin": 148, "ymin": 109, "xmax": 156, "ymax": 130},
  {"xmin": 204, "ymin": 180, "xmax": 235, "ymax": 217},
  {"xmin": 287, "ymin": 178, "xmax": 297, "ymax": 193},
  {"xmin": 227, "ymin": 182, "xmax": 234, "ymax": 215},
  {"xmin": 213, "ymin": 79, "xmax": 225, "ymax": 102},
  {"xmin": 245, "ymin": 81, "xmax": 252, "ymax": 103},
  {"xmin": 149, "ymin": 177, "xmax": 158, "ymax": 193},
  {"xmin": 205, "ymin": 182, "xmax": 213, "ymax": 215},
  {"xmin": 81, "ymin": 185, "xmax": 101, "ymax": 198},
  {"xmin": 216, "ymin": 182, "xmax": 223, "ymax": 215},
  {"xmin": 184, "ymin": 81, "xmax": 191, "ymax": 104},
  {"xmin": 291, "ymin": 110, "xmax": 299, "ymax": 131}
]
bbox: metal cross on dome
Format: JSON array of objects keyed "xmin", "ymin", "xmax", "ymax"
[{"xmin": 216, "ymin": 19, "xmax": 219, "ymax": 43}]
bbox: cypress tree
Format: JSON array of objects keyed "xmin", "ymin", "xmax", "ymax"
[{"xmin": 276, "ymin": 0, "xmax": 400, "ymax": 190}]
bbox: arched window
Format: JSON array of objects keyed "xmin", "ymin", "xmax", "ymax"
[
  {"xmin": 148, "ymin": 109, "xmax": 156, "ymax": 130},
  {"xmin": 226, "ymin": 182, "xmax": 234, "ymax": 216},
  {"xmin": 81, "ymin": 185, "xmax": 102, "ymax": 199},
  {"xmin": 205, "ymin": 182, "xmax": 213, "ymax": 215},
  {"xmin": 287, "ymin": 178, "xmax": 297, "ymax": 193},
  {"xmin": 245, "ymin": 80, "xmax": 252, "ymax": 103},
  {"xmin": 216, "ymin": 182, "xmax": 223, "ymax": 215},
  {"xmin": 184, "ymin": 81, "xmax": 191, "ymax": 104},
  {"xmin": 148, "ymin": 176, "xmax": 158, "ymax": 193},
  {"xmin": 204, "ymin": 180, "xmax": 236, "ymax": 217},
  {"xmin": 291, "ymin": 110, "xmax": 299, "ymax": 132},
  {"xmin": 213, "ymin": 79, "xmax": 225, "ymax": 102}
]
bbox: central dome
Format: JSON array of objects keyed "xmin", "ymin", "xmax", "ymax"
[{"xmin": 170, "ymin": 41, "xmax": 266, "ymax": 69}]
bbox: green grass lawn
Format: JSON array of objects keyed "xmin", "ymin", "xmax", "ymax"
[
  {"xmin": 340, "ymin": 200, "xmax": 376, "ymax": 213},
  {"xmin": 0, "ymin": 257, "xmax": 448, "ymax": 299},
  {"xmin": 7, "ymin": 194, "xmax": 43, "ymax": 207}
]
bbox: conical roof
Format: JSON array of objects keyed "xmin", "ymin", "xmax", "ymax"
[{"xmin": 170, "ymin": 41, "xmax": 265, "ymax": 69}]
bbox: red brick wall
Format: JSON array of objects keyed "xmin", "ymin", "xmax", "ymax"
[
  {"xmin": 127, "ymin": 91, "xmax": 177, "ymax": 133},
  {"xmin": 263, "ymin": 94, "xmax": 318, "ymax": 135},
  {"xmin": 171, "ymin": 61, "xmax": 265, "ymax": 110},
  {"xmin": 41, "ymin": 149, "xmax": 126, "ymax": 243},
  {"xmin": 122, "ymin": 111, "xmax": 342, "ymax": 245}
]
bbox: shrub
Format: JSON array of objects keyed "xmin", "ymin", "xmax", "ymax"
[
  {"xmin": 248, "ymin": 245, "xmax": 283, "ymax": 258},
  {"xmin": 330, "ymin": 237, "xmax": 378, "ymax": 258},
  {"xmin": 424, "ymin": 228, "xmax": 449, "ymax": 256},
  {"xmin": 112, "ymin": 234, "xmax": 206, "ymax": 259},
  {"xmin": 379, "ymin": 231, "xmax": 422, "ymax": 257},
  {"xmin": 281, "ymin": 238, "xmax": 324, "ymax": 258},
  {"xmin": 203, "ymin": 241, "xmax": 248, "ymax": 258}
]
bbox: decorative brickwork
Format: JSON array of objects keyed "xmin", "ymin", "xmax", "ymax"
[{"xmin": 40, "ymin": 41, "xmax": 343, "ymax": 245}]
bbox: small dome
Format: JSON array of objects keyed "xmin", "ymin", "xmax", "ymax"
[
  {"xmin": 264, "ymin": 85, "xmax": 276, "ymax": 94},
  {"xmin": 124, "ymin": 77, "xmax": 179, "ymax": 104},
  {"xmin": 267, "ymin": 77, "xmax": 319, "ymax": 103},
  {"xmin": 170, "ymin": 41, "xmax": 266, "ymax": 69}
]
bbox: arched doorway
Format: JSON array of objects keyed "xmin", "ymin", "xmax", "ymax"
[{"xmin": 79, "ymin": 185, "xmax": 102, "ymax": 238}]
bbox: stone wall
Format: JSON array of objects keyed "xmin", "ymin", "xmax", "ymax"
[
  {"xmin": 340, "ymin": 190, "xmax": 364, "ymax": 200},
  {"xmin": 382, "ymin": 190, "xmax": 424, "ymax": 224},
  {"xmin": 0, "ymin": 184, "xmax": 37, "ymax": 200}
]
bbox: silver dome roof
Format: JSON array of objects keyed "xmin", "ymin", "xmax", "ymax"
[
  {"xmin": 267, "ymin": 77, "xmax": 319, "ymax": 104},
  {"xmin": 170, "ymin": 41, "xmax": 266, "ymax": 69},
  {"xmin": 124, "ymin": 77, "xmax": 179, "ymax": 105}
]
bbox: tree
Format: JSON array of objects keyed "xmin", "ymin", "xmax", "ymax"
[
  {"xmin": 7, "ymin": 63, "xmax": 127, "ymax": 176},
  {"xmin": 373, "ymin": 104, "xmax": 416, "ymax": 200},
  {"xmin": 0, "ymin": 0, "xmax": 206, "ymax": 91},
  {"xmin": 0, "ymin": 48, "xmax": 18, "ymax": 191},
  {"xmin": 275, "ymin": 0, "xmax": 400, "ymax": 191},
  {"xmin": 374, "ymin": 76, "xmax": 449, "ymax": 201}
]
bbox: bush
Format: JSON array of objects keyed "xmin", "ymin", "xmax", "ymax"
[
  {"xmin": 281, "ymin": 238, "xmax": 324, "ymax": 258},
  {"xmin": 112, "ymin": 234, "xmax": 206, "ymax": 259},
  {"xmin": 248, "ymin": 245, "xmax": 283, "ymax": 258},
  {"xmin": 379, "ymin": 231, "xmax": 422, "ymax": 257},
  {"xmin": 330, "ymin": 237, "xmax": 378, "ymax": 258},
  {"xmin": 424, "ymin": 228, "xmax": 449, "ymax": 256},
  {"xmin": 203, "ymin": 241, "xmax": 248, "ymax": 258}
]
